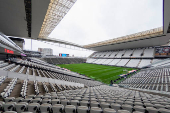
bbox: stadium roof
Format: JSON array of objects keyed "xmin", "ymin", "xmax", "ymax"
[
  {"xmin": 0, "ymin": 0, "xmax": 170, "ymax": 51},
  {"xmin": 0, "ymin": 0, "xmax": 82, "ymax": 48},
  {"xmin": 25, "ymin": 36, "xmax": 83, "ymax": 48},
  {"xmin": 83, "ymin": 0, "xmax": 170, "ymax": 51},
  {"xmin": 85, "ymin": 33, "xmax": 170, "ymax": 51},
  {"xmin": 83, "ymin": 27, "xmax": 163, "ymax": 49}
]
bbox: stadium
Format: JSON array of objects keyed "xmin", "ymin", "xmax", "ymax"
[{"xmin": 0, "ymin": 0, "xmax": 170, "ymax": 113}]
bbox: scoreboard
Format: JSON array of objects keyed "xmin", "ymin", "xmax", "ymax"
[
  {"xmin": 59, "ymin": 53, "xmax": 69, "ymax": 57},
  {"xmin": 155, "ymin": 46, "xmax": 170, "ymax": 57}
]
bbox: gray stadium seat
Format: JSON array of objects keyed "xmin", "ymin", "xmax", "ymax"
[
  {"xmin": 104, "ymin": 108, "xmax": 116, "ymax": 113},
  {"xmin": 146, "ymin": 107, "xmax": 158, "ymax": 113},
  {"xmin": 134, "ymin": 105, "xmax": 145, "ymax": 112},
  {"xmin": 4, "ymin": 102, "xmax": 16, "ymax": 111},
  {"xmin": 80, "ymin": 101, "xmax": 89, "ymax": 107},
  {"xmin": 0, "ymin": 101, "xmax": 5, "ymax": 110},
  {"xmin": 65, "ymin": 105, "xmax": 76, "ymax": 113},
  {"xmin": 111, "ymin": 103, "xmax": 121, "ymax": 112},
  {"xmin": 132, "ymin": 111, "xmax": 144, "ymax": 113},
  {"xmin": 77, "ymin": 106, "xmax": 89, "ymax": 113},
  {"xmin": 40, "ymin": 103, "xmax": 51, "ymax": 113},
  {"xmin": 71, "ymin": 100, "xmax": 80, "ymax": 107},
  {"xmin": 117, "ymin": 110, "xmax": 130, "ymax": 113},
  {"xmin": 23, "ymin": 98, "xmax": 32, "ymax": 103},
  {"xmin": 42, "ymin": 98, "xmax": 51, "ymax": 104},
  {"xmin": 61, "ymin": 99, "xmax": 70, "ymax": 107},
  {"xmin": 52, "ymin": 104, "xmax": 64, "ymax": 113},
  {"xmin": 51, "ymin": 99, "xmax": 60, "ymax": 105},
  {"xmin": 27, "ymin": 103, "xmax": 40, "ymax": 113},
  {"xmin": 4, "ymin": 97, "xmax": 15, "ymax": 102},
  {"xmin": 32, "ymin": 98, "xmax": 42, "ymax": 103},
  {"xmin": 100, "ymin": 102, "xmax": 110, "ymax": 109},
  {"xmin": 91, "ymin": 101, "xmax": 100, "ymax": 107},
  {"xmin": 90, "ymin": 107, "xmax": 103, "ymax": 113},
  {"xmin": 121, "ymin": 104, "xmax": 133, "ymax": 112},
  {"xmin": 159, "ymin": 108, "xmax": 170, "ymax": 113},
  {"xmin": 15, "ymin": 97, "xmax": 23, "ymax": 103},
  {"xmin": 15, "ymin": 102, "xmax": 28, "ymax": 113}
]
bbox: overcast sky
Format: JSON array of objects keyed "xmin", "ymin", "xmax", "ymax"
[{"xmin": 25, "ymin": 0, "xmax": 163, "ymax": 57}]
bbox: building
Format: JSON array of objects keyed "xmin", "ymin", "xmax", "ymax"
[{"xmin": 38, "ymin": 48, "xmax": 53, "ymax": 56}]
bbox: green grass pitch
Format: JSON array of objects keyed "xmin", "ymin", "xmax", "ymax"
[{"xmin": 57, "ymin": 63, "xmax": 136, "ymax": 84}]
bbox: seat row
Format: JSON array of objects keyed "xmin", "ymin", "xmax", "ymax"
[
  {"xmin": 0, "ymin": 92, "xmax": 165, "ymax": 113},
  {"xmin": 92, "ymin": 48, "xmax": 154, "ymax": 58},
  {"xmin": 1, "ymin": 78, "xmax": 17, "ymax": 98},
  {"xmin": 20, "ymin": 80, "xmax": 28, "ymax": 98},
  {"xmin": 44, "ymin": 57, "xmax": 85, "ymax": 65},
  {"xmin": 86, "ymin": 58, "xmax": 154, "ymax": 68},
  {"xmin": 33, "ymin": 81, "xmax": 39, "ymax": 95},
  {"xmin": 0, "ymin": 76, "xmax": 7, "ymax": 85},
  {"xmin": 0, "ymin": 102, "xmax": 141, "ymax": 113},
  {"xmin": 0, "ymin": 77, "xmax": 83, "ymax": 100},
  {"xmin": 1, "ymin": 85, "xmax": 170, "ymax": 113},
  {"xmin": 42, "ymin": 82, "xmax": 49, "ymax": 93},
  {"xmin": 119, "ymin": 67, "xmax": 170, "ymax": 92},
  {"xmin": 2, "ymin": 59, "xmax": 101, "ymax": 86},
  {"xmin": 50, "ymin": 83, "xmax": 57, "ymax": 92}
]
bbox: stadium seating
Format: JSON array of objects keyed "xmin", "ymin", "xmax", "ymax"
[
  {"xmin": 150, "ymin": 58, "xmax": 170, "ymax": 67},
  {"xmin": 142, "ymin": 48, "xmax": 155, "ymax": 58},
  {"xmin": 119, "ymin": 66, "xmax": 170, "ymax": 92},
  {"xmin": 122, "ymin": 50, "xmax": 134, "ymax": 58},
  {"xmin": 92, "ymin": 52, "xmax": 103, "ymax": 57},
  {"xmin": 103, "ymin": 52, "xmax": 113, "ymax": 58},
  {"xmin": 43, "ymin": 57, "xmax": 85, "ymax": 65},
  {"xmin": 91, "ymin": 47, "xmax": 155, "ymax": 59},
  {"xmin": 96, "ymin": 59, "xmax": 107, "ymax": 65},
  {"xmin": 2, "ymin": 3, "xmax": 170, "ymax": 112},
  {"xmin": 131, "ymin": 49, "xmax": 144, "ymax": 58},
  {"xmin": 86, "ymin": 58, "xmax": 97, "ymax": 63},
  {"xmin": 108, "ymin": 51, "xmax": 119, "ymax": 58},
  {"xmin": 86, "ymin": 58, "xmax": 169, "ymax": 68},
  {"xmin": 0, "ymin": 58, "xmax": 103, "ymax": 87},
  {"xmin": 101, "ymin": 59, "xmax": 113, "ymax": 65},
  {"xmin": 137, "ymin": 59, "xmax": 152, "ymax": 68},
  {"xmin": 125, "ymin": 59, "xmax": 141, "ymax": 68},
  {"xmin": 1, "ymin": 41, "xmax": 170, "ymax": 113},
  {"xmin": 93, "ymin": 59, "xmax": 102, "ymax": 64},
  {"xmin": 108, "ymin": 59, "xmax": 121, "ymax": 66},
  {"xmin": 1, "ymin": 78, "xmax": 17, "ymax": 98},
  {"xmin": 100, "ymin": 52, "xmax": 108, "ymax": 58},
  {"xmin": 117, "ymin": 59, "xmax": 130, "ymax": 67},
  {"xmin": 115, "ymin": 50, "xmax": 126, "ymax": 58},
  {"xmin": 152, "ymin": 59, "xmax": 162, "ymax": 63},
  {"xmin": 87, "ymin": 47, "xmax": 158, "ymax": 68},
  {"xmin": 0, "ymin": 81, "xmax": 169, "ymax": 113},
  {"xmin": 86, "ymin": 57, "xmax": 167, "ymax": 68}
]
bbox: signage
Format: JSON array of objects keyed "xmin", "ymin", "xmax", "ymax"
[
  {"xmin": 155, "ymin": 46, "xmax": 170, "ymax": 57},
  {"xmin": 4, "ymin": 48, "xmax": 14, "ymax": 54}
]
